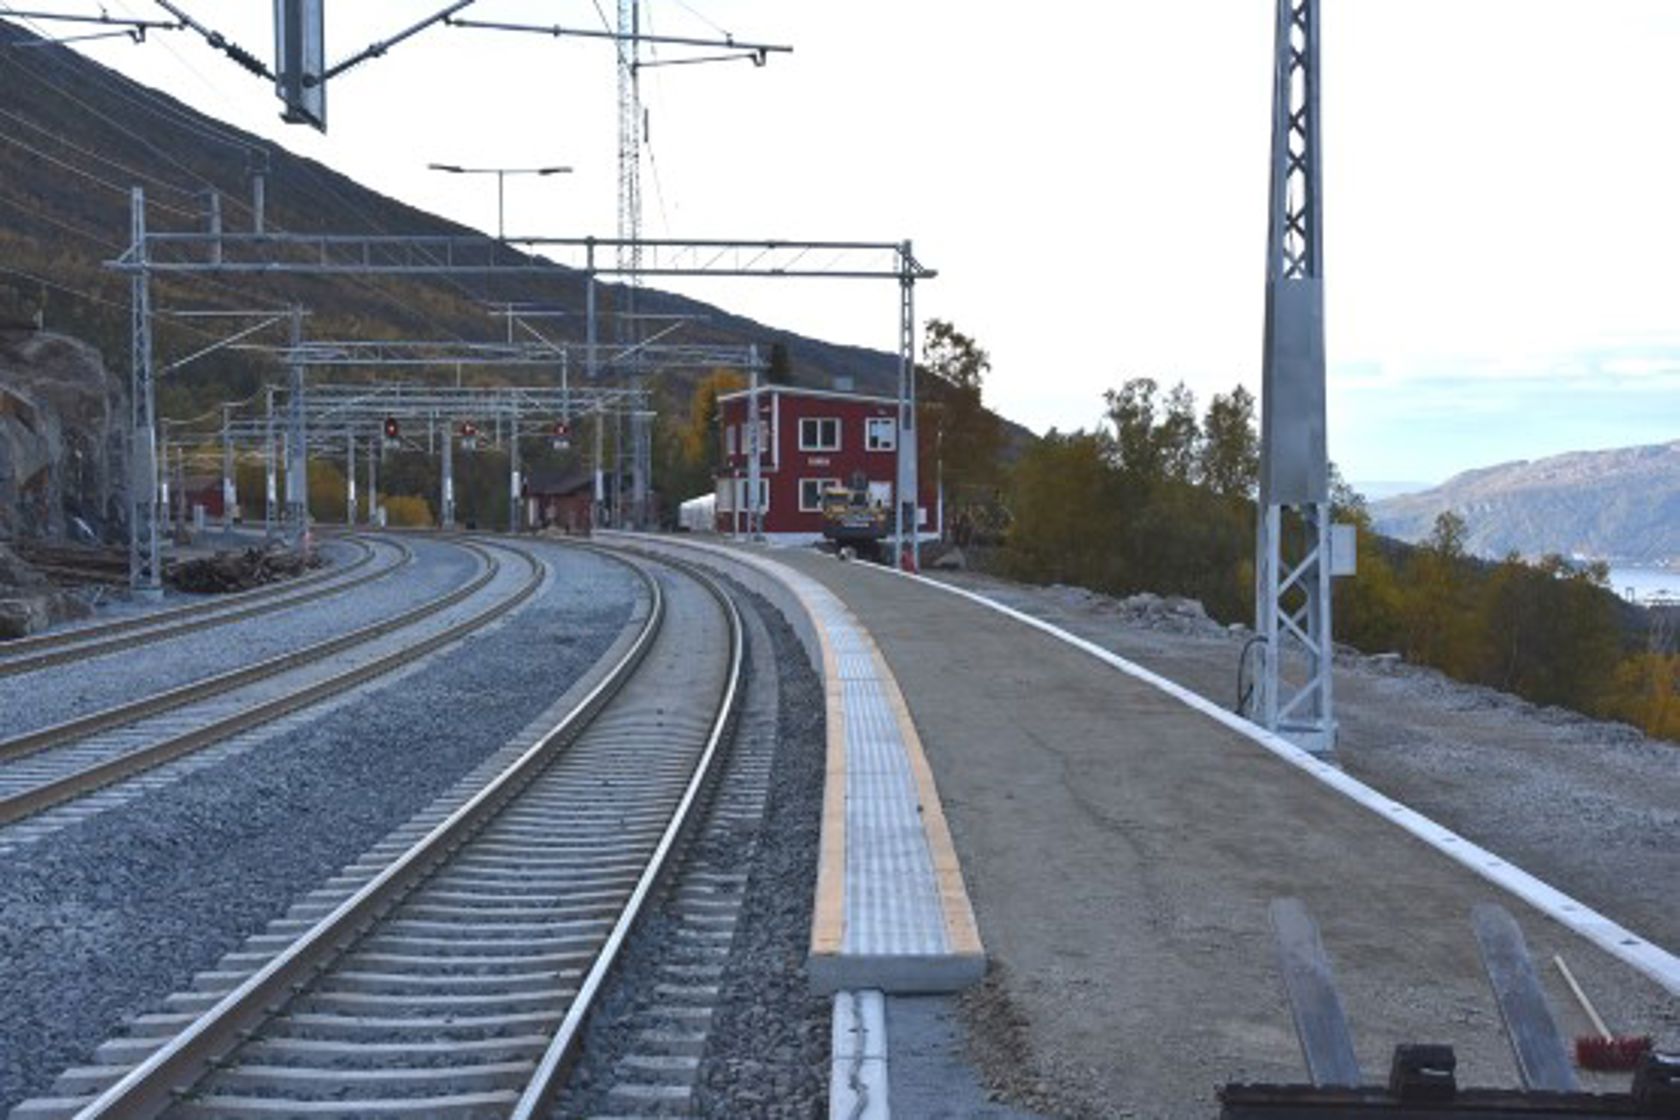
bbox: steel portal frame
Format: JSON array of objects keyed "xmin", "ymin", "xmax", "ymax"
[
  {"xmin": 110, "ymin": 222, "xmax": 932, "ymax": 585},
  {"xmin": 209, "ymin": 382, "xmax": 653, "ymax": 533}
]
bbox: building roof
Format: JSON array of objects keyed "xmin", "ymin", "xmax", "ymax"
[
  {"xmin": 524, "ymin": 468, "xmax": 594, "ymax": 496},
  {"xmin": 716, "ymin": 383, "xmax": 898, "ymax": 408}
]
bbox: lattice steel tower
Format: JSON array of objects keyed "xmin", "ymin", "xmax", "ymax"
[
  {"xmin": 616, "ymin": 0, "xmax": 643, "ymax": 286},
  {"xmin": 1253, "ymin": 0, "xmax": 1334, "ymax": 754}
]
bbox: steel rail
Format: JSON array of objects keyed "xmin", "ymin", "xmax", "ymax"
[
  {"xmin": 0, "ymin": 540, "xmax": 494, "ymax": 766},
  {"xmin": 0, "ymin": 536, "xmax": 376, "ymax": 663},
  {"xmin": 72, "ymin": 549, "xmax": 670, "ymax": 1119},
  {"xmin": 0, "ymin": 537, "xmax": 406, "ymax": 679},
  {"xmin": 513, "ymin": 552, "xmax": 746, "ymax": 1117},
  {"xmin": 0, "ymin": 543, "xmax": 542, "ymax": 828}
]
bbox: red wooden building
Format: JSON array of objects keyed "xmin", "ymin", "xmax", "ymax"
[{"xmin": 714, "ymin": 385, "xmax": 939, "ymax": 543}]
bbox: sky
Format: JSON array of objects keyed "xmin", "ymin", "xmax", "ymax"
[{"xmin": 15, "ymin": 0, "xmax": 1680, "ymax": 489}]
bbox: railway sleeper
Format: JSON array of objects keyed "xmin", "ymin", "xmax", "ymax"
[
  {"xmin": 190, "ymin": 1058, "xmax": 539, "ymax": 1096},
  {"xmin": 167, "ymin": 1087, "xmax": 521, "ymax": 1117},
  {"xmin": 256, "ymin": 1008, "xmax": 565, "ymax": 1040}
]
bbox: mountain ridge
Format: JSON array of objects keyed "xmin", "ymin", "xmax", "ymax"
[
  {"xmin": 0, "ymin": 18, "xmax": 913, "ymax": 412},
  {"xmin": 1370, "ymin": 439, "xmax": 1680, "ymax": 566}
]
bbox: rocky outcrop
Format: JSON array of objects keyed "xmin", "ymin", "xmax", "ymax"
[
  {"xmin": 0, "ymin": 541, "xmax": 93, "ymax": 638},
  {"xmin": 0, "ymin": 329, "xmax": 127, "ymax": 542},
  {"xmin": 1372, "ymin": 441, "xmax": 1680, "ymax": 565}
]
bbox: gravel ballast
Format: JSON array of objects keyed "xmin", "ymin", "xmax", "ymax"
[
  {"xmin": 691, "ymin": 584, "xmax": 830, "ymax": 1116},
  {"xmin": 556, "ymin": 578, "xmax": 831, "ymax": 1118},
  {"xmin": 0, "ymin": 535, "xmax": 474, "ymax": 739},
  {"xmin": 0, "ymin": 539, "xmax": 639, "ymax": 1113}
]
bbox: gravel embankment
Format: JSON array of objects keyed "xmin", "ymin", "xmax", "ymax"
[
  {"xmin": 0, "ymin": 540, "xmax": 639, "ymax": 1113},
  {"xmin": 0, "ymin": 536, "xmax": 474, "ymax": 739}
]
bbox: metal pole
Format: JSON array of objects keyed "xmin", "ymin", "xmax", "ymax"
[
  {"xmin": 221, "ymin": 404, "xmax": 235, "ymax": 538},
  {"xmin": 158, "ymin": 430, "xmax": 170, "ymax": 536},
  {"xmin": 367, "ymin": 429, "xmax": 378, "ymax": 527},
  {"xmin": 345, "ymin": 427, "xmax": 356, "ymax": 526},
  {"xmin": 127, "ymin": 187, "xmax": 162, "ymax": 597},
  {"xmin": 264, "ymin": 387, "xmax": 276, "ymax": 537},
  {"xmin": 207, "ymin": 190, "xmax": 222, "ymax": 266},
  {"xmin": 746, "ymin": 345, "xmax": 761, "ymax": 539},
  {"xmin": 631, "ymin": 410, "xmax": 651, "ymax": 530},
  {"xmin": 508, "ymin": 395, "xmax": 521, "ymax": 534},
  {"xmin": 496, "ymin": 169, "xmax": 506, "ymax": 240},
  {"xmin": 285, "ymin": 306, "xmax": 309, "ymax": 547},
  {"xmin": 585, "ymin": 240, "xmax": 598, "ymax": 381},
  {"xmin": 441, "ymin": 415, "xmax": 455, "ymax": 529},
  {"xmin": 174, "ymin": 442, "xmax": 186, "ymax": 534},
  {"xmin": 894, "ymin": 241, "xmax": 919, "ymax": 571},
  {"xmin": 592, "ymin": 408, "xmax": 604, "ymax": 528}
]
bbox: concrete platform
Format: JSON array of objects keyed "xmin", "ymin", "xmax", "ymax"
[
  {"xmin": 754, "ymin": 545, "xmax": 1679, "ymax": 1116},
  {"xmin": 607, "ymin": 536, "xmax": 1679, "ymax": 1115},
  {"xmin": 596, "ymin": 533, "xmax": 985, "ymax": 995}
]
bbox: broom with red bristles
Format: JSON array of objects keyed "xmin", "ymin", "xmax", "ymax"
[{"xmin": 1552, "ymin": 955, "xmax": 1654, "ymax": 1072}]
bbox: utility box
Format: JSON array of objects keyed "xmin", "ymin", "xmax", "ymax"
[{"xmin": 1330, "ymin": 522, "xmax": 1358, "ymax": 578}]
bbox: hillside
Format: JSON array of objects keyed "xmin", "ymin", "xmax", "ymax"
[
  {"xmin": 1371, "ymin": 440, "xmax": 1680, "ymax": 565},
  {"xmin": 0, "ymin": 18, "xmax": 906, "ymax": 417}
]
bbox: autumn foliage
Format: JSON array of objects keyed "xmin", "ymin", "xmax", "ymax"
[{"xmin": 995, "ymin": 373, "xmax": 1678, "ymax": 745}]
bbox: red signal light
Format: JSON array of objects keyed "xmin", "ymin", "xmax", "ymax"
[{"xmin": 383, "ymin": 416, "xmax": 399, "ymax": 440}]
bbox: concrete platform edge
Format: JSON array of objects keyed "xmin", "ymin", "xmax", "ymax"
[{"xmin": 595, "ymin": 534, "xmax": 987, "ymax": 990}]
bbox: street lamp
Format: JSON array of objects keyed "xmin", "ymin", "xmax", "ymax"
[{"xmin": 426, "ymin": 163, "xmax": 573, "ymax": 240}]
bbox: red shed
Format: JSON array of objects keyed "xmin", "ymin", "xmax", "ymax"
[{"xmin": 714, "ymin": 385, "xmax": 939, "ymax": 543}]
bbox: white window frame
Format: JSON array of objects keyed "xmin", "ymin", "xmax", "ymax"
[
  {"xmin": 799, "ymin": 416, "xmax": 841, "ymax": 452},
  {"xmin": 865, "ymin": 416, "xmax": 896, "ymax": 452},
  {"xmin": 800, "ymin": 477, "xmax": 842, "ymax": 512},
  {"xmin": 724, "ymin": 424, "xmax": 737, "ymax": 457}
]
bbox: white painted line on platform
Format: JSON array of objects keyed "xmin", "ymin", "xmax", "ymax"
[{"xmin": 900, "ymin": 569, "xmax": 1680, "ymax": 999}]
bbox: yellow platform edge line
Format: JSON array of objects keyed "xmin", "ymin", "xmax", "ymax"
[{"xmin": 810, "ymin": 599, "xmax": 848, "ymax": 957}]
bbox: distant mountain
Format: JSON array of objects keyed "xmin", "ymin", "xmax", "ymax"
[
  {"xmin": 1370, "ymin": 441, "xmax": 1680, "ymax": 565},
  {"xmin": 1351, "ymin": 479, "xmax": 1432, "ymax": 502}
]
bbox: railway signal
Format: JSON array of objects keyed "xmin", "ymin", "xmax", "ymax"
[
  {"xmin": 382, "ymin": 416, "xmax": 400, "ymax": 444},
  {"xmin": 460, "ymin": 420, "xmax": 478, "ymax": 452},
  {"xmin": 552, "ymin": 419, "xmax": 571, "ymax": 451}
]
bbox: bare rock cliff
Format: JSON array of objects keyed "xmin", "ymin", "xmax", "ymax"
[{"xmin": 0, "ymin": 329, "xmax": 127, "ymax": 542}]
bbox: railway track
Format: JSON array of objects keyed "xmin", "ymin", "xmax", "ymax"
[
  {"xmin": 14, "ymin": 549, "xmax": 744, "ymax": 1119},
  {"xmin": 0, "ymin": 538, "xmax": 542, "ymax": 833},
  {"xmin": 0, "ymin": 535, "xmax": 391, "ymax": 678}
]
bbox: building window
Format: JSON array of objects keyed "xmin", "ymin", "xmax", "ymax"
[
  {"xmin": 799, "ymin": 416, "xmax": 841, "ymax": 452},
  {"xmin": 724, "ymin": 425, "xmax": 737, "ymax": 457},
  {"xmin": 731, "ymin": 477, "xmax": 769, "ymax": 512},
  {"xmin": 865, "ymin": 417, "xmax": 896, "ymax": 452},
  {"xmin": 800, "ymin": 477, "xmax": 842, "ymax": 512}
]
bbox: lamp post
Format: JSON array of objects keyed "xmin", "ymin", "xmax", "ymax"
[{"xmin": 426, "ymin": 163, "xmax": 573, "ymax": 240}]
